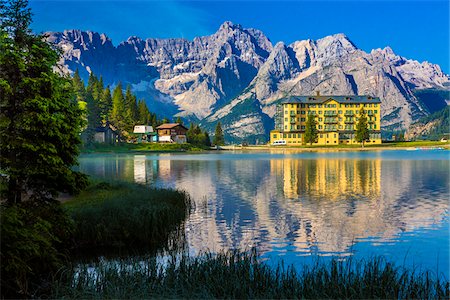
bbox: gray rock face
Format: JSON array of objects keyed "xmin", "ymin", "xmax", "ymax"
[{"xmin": 46, "ymin": 23, "xmax": 449, "ymax": 141}]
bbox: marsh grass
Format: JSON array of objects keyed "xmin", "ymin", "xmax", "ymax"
[
  {"xmin": 64, "ymin": 180, "xmax": 191, "ymax": 251},
  {"xmin": 51, "ymin": 250, "xmax": 449, "ymax": 299}
]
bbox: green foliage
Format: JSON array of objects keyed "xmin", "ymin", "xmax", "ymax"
[
  {"xmin": 64, "ymin": 181, "xmax": 191, "ymax": 249},
  {"xmin": 213, "ymin": 121, "xmax": 225, "ymax": 146},
  {"xmin": 187, "ymin": 123, "xmax": 211, "ymax": 147},
  {"xmin": 51, "ymin": 250, "xmax": 449, "ymax": 299},
  {"xmin": 304, "ymin": 114, "xmax": 318, "ymax": 145},
  {"xmin": 413, "ymin": 106, "xmax": 450, "ymax": 140},
  {"xmin": 0, "ymin": 0, "xmax": 87, "ymax": 203},
  {"xmin": 355, "ymin": 108, "xmax": 370, "ymax": 147},
  {"xmin": 1, "ymin": 202, "xmax": 74, "ymax": 298}
]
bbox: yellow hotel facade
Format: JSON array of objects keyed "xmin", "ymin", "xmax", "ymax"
[{"xmin": 270, "ymin": 94, "xmax": 382, "ymax": 145}]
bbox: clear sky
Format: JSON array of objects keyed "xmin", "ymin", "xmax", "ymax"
[{"xmin": 30, "ymin": 0, "xmax": 449, "ymax": 73}]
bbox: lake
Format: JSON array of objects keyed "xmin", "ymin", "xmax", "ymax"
[{"xmin": 78, "ymin": 149, "xmax": 449, "ymax": 277}]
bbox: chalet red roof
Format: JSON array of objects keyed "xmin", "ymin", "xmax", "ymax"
[{"xmin": 156, "ymin": 123, "xmax": 188, "ymax": 130}]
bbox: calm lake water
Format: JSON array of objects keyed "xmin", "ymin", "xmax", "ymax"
[{"xmin": 78, "ymin": 149, "xmax": 450, "ymax": 277}]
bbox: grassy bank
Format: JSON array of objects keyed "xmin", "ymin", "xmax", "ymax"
[
  {"xmin": 51, "ymin": 250, "xmax": 449, "ymax": 299},
  {"xmin": 64, "ymin": 180, "xmax": 191, "ymax": 251},
  {"xmin": 81, "ymin": 142, "xmax": 209, "ymax": 153}
]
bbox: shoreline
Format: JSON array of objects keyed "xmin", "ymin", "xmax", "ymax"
[{"xmin": 221, "ymin": 144, "xmax": 450, "ymax": 152}]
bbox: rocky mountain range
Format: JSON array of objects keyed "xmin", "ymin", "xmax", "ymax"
[{"xmin": 46, "ymin": 21, "xmax": 450, "ymax": 142}]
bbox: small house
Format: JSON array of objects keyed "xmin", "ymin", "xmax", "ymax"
[
  {"xmin": 156, "ymin": 123, "xmax": 188, "ymax": 144},
  {"xmin": 94, "ymin": 122, "xmax": 118, "ymax": 144},
  {"xmin": 133, "ymin": 125, "xmax": 157, "ymax": 142}
]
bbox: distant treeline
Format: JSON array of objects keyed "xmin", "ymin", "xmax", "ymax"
[
  {"xmin": 414, "ymin": 105, "xmax": 449, "ymax": 139},
  {"xmin": 73, "ymin": 71, "xmax": 212, "ymax": 146},
  {"xmin": 72, "ymin": 71, "xmax": 160, "ymax": 142}
]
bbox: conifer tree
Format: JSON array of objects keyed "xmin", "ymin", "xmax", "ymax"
[
  {"xmin": 110, "ymin": 83, "xmax": 126, "ymax": 131},
  {"xmin": 99, "ymin": 86, "xmax": 112, "ymax": 122},
  {"xmin": 304, "ymin": 114, "xmax": 318, "ymax": 145},
  {"xmin": 72, "ymin": 69, "xmax": 85, "ymax": 101},
  {"xmin": 0, "ymin": 0, "xmax": 87, "ymax": 204},
  {"xmin": 355, "ymin": 108, "xmax": 370, "ymax": 147},
  {"xmin": 137, "ymin": 100, "xmax": 151, "ymax": 124},
  {"xmin": 213, "ymin": 122, "xmax": 225, "ymax": 146},
  {"xmin": 176, "ymin": 116, "xmax": 182, "ymax": 124}
]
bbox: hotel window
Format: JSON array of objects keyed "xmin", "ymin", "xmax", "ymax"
[
  {"xmin": 301, "ymin": 111, "xmax": 306, "ymax": 115},
  {"xmin": 285, "ymin": 118, "xmax": 288, "ymax": 121},
  {"xmin": 320, "ymin": 134, "xmax": 323, "ymax": 138},
  {"xmin": 338, "ymin": 110, "xmax": 342, "ymax": 114},
  {"xmin": 318, "ymin": 104, "xmax": 322, "ymax": 108},
  {"xmin": 301, "ymin": 118, "xmax": 306, "ymax": 122},
  {"xmin": 297, "ymin": 111, "xmax": 300, "ymax": 114},
  {"xmin": 374, "ymin": 110, "xmax": 378, "ymax": 114},
  {"xmin": 339, "ymin": 125, "xmax": 343, "ymax": 129},
  {"xmin": 301, "ymin": 104, "xmax": 305, "ymax": 108},
  {"xmin": 285, "ymin": 111, "xmax": 288, "ymax": 114},
  {"xmin": 374, "ymin": 124, "xmax": 377, "ymax": 129},
  {"xmin": 288, "ymin": 134, "xmax": 292, "ymax": 138},
  {"xmin": 301, "ymin": 126, "xmax": 305, "ymax": 130},
  {"xmin": 334, "ymin": 134, "xmax": 337, "ymax": 138},
  {"xmin": 319, "ymin": 111, "xmax": 322, "ymax": 114},
  {"xmin": 318, "ymin": 118, "xmax": 323, "ymax": 122},
  {"xmin": 284, "ymin": 125, "xmax": 287, "ymax": 129},
  {"xmin": 319, "ymin": 125, "xmax": 323, "ymax": 129},
  {"xmin": 273, "ymin": 134, "xmax": 277, "ymax": 138}
]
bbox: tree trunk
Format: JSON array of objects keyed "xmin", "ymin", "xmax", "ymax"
[{"xmin": 7, "ymin": 178, "xmax": 21, "ymax": 205}]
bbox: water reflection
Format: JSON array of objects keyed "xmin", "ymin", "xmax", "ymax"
[{"xmin": 78, "ymin": 151, "xmax": 449, "ymax": 274}]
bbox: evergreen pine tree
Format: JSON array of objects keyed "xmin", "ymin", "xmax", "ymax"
[
  {"xmin": 0, "ymin": 0, "xmax": 87, "ymax": 204},
  {"xmin": 176, "ymin": 116, "xmax": 182, "ymax": 124},
  {"xmin": 124, "ymin": 85, "xmax": 138, "ymax": 131},
  {"xmin": 355, "ymin": 108, "xmax": 370, "ymax": 147},
  {"xmin": 99, "ymin": 86, "xmax": 112, "ymax": 122},
  {"xmin": 213, "ymin": 122, "xmax": 225, "ymax": 146},
  {"xmin": 110, "ymin": 83, "xmax": 126, "ymax": 132},
  {"xmin": 304, "ymin": 114, "xmax": 318, "ymax": 145},
  {"xmin": 204, "ymin": 131, "xmax": 212, "ymax": 147}
]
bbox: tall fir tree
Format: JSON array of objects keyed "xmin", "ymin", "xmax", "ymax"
[
  {"xmin": 304, "ymin": 114, "xmax": 318, "ymax": 145},
  {"xmin": 137, "ymin": 99, "xmax": 151, "ymax": 125},
  {"xmin": 99, "ymin": 86, "xmax": 112, "ymax": 122},
  {"xmin": 110, "ymin": 83, "xmax": 126, "ymax": 132},
  {"xmin": 0, "ymin": 0, "xmax": 87, "ymax": 204},
  {"xmin": 124, "ymin": 85, "xmax": 138, "ymax": 132},
  {"xmin": 213, "ymin": 122, "xmax": 225, "ymax": 146},
  {"xmin": 355, "ymin": 108, "xmax": 370, "ymax": 147}
]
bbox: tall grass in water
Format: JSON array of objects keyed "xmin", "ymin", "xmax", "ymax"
[
  {"xmin": 64, "ymin": 181, "xmax": 191, "ymax": 250},
  {"xmin": 52, "ymin": 250, "xmax": 449, "ymax": 299}
]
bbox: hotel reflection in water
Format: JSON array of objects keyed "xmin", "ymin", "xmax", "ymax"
[
  {"xmin": 80, "ymin": 154, "xmax": 447, "ymax": 256},
  {"xmin": 271, "ymin": 158, "xmax": 381, "ymax": 200}
]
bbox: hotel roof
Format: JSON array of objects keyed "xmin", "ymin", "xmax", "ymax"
[{"xmin": 280, "ymin": 95, "xmax": 381, "ymax": 104}]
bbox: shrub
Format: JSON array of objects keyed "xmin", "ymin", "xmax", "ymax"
[{"xmin": 0, "ymin": 202, "xmax": 74, "ymax": 298}]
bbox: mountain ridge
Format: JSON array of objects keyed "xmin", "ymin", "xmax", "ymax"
[{"xmin": 46, "ymin": 21, "xmax": 450, "ymax": 142}]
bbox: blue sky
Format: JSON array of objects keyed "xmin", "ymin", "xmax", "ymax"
[{"xmin": 30, "ymin": 0, "xmax": 449, "ymax": 73}]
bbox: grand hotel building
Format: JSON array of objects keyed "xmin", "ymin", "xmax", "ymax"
[{"xmin": 270, "ymin": 94, "xmax": 382, "ymax": 145}]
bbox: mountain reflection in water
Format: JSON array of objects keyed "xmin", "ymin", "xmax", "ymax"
[{"xmin": 78, "ymin": 150, "xmax": 449, "ymax": 275}]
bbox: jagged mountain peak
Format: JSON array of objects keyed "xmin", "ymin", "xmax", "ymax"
[
  {"xmin": 218, "ymin": 20, "xmax": 242, "ymax": 31},
  {"xmin": 47, "ymin": 23, "xmax": 449, "ymax": 141}
]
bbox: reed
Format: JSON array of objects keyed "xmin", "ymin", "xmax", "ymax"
[
  {"xmin": 64, "ymin": 180, "xmax": 191, "ymax": 251},
  {"xmin": 51, "ymin": 250, "xmax": 449, "ymax": 299}
]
